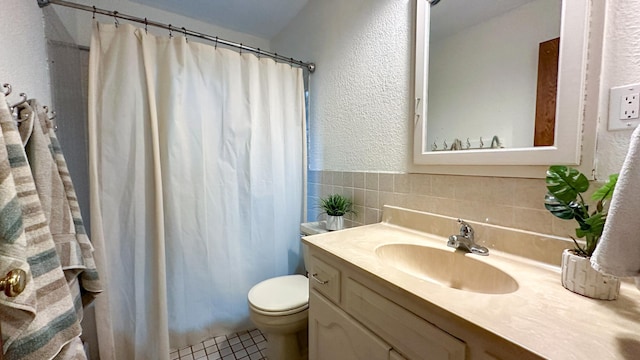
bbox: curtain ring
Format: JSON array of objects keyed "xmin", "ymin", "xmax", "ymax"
[
  {"xmin": 144, "ymin": 17, "xmax": 148, "ymax": 34},
  {"xmin": 239, "ymin": 43, "xmax": 242, "ymax": 55},
  {"xmin": 168, "ymin": 24, "xmax": 173, "ymax": 38},
  {"xmin": 92, "ymin": 6, "xmax": 96, "ymax": 19},
  {"xmin": 112, "ymin": 11, "xmax": 119, "ymax": 27},
  {"xmin": 182, "ymin": 27, "xmax": 188, "ymax": 42},
  {"xmin": 257, "ymin": 49, "xmax": 260, "ymax": 59},
  {"xmin": 290, "ymin": 58, "xmax": 294, "ymax": 68},
  {"xmin": 214, "ymin": 36, "xmax": 218, "ymax": 49}
]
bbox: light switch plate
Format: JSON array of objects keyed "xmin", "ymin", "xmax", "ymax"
[{"xmin": 609, "ymin": 83, "xmax": 640, "ymax": 131}]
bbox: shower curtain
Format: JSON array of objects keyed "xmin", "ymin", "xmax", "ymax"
[{"xmin": 87, "ymin": 22, "xmax": 306, "ymax": 360}]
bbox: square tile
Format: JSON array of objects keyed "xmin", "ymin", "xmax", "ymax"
[
  {"xmin": 179, "ymin": 347, "xmax": 193, "ymax": 357},
  {"xmin": 205, "ymin": 345, "xmax": 218, "ymax": 355}
]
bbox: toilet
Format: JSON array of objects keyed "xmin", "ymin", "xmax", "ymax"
[{"xmin": 247, "ymin": 221, "xmax": 326, "ymax": 360}]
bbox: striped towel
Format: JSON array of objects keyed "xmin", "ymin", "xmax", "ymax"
[
  {"xmin": 23, "ymin": 100, "xmax": 102, "ymax": 320},
  {"xmin": 0, "ymin": 96, "xmax": 84, "ymax": 359},
  {"xmin": 0, "ymin": 95, "xmax": 37, "ymax": 355}
]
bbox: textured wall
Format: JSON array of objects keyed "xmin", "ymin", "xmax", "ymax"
[
  {"xmin": 272, "ymin": 0, "xmax": 413, "ymax": 172},
  {"xmin": 0, "ymin": 0, "xmax": 52, "ymax": 106},
  {"xmin": 595, "ymin": 0, "xmax": 640, "ymax": 178}
]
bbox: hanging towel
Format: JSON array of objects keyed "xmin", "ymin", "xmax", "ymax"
[
  {"xmin": 0, "ymin": 96, "xmax": 85, "ymax": 359},
  {"xmin": 591, "ymin": 125, "xmax": 640, "ymax": 290},
  {"xmin": 23, "ymin": 100, "xmax": 102, "ymax": 320},
  {"xmin": 0, "ymin": 94, "xmax": 37, "ymax": 354},
  {"xmin": 47, "ymin": 111, "xmax": 102, "ymax": 304}
]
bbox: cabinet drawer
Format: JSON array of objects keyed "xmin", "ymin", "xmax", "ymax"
[
  {"xmin": 345, "ymin": 278, "xmax": 466, "ymax": 360},
  {"xmin": 309, "ymin": 255, "xmax": 341, "ymax": 304}
]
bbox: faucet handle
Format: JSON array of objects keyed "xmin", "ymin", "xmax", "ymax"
[{"xmin": 457, "ymin": 218, "xmax": 474, "ymax": 237}]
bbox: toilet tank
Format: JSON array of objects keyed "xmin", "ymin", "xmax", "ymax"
[{"xmin": 300, "ymin": 221, "xmax": 327, "ymax": 275}]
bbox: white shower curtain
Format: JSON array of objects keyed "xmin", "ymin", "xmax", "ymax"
[{"xmin": 87, "ymin": 22, "xmax": 306, "ymax": 360}]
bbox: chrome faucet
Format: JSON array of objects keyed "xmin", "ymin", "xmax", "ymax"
[{"xmin": 447, "ymin": 219, "xmax": 489, "ymax": 256}]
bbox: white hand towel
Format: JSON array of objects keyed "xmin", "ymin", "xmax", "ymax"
[{"xmin": 591, "ymin": 125, "xmax": 640, "ymax": 290}]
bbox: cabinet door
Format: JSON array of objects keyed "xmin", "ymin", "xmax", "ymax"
[{"xmin": 309, "ymin": 290, "xmax": 390, "ymax": 360}]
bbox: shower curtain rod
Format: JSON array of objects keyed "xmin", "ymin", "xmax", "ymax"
[{"xmin": 36, "ymin": 0, "xmax": 316, "ymax": 73}]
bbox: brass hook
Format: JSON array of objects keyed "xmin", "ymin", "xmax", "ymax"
[
  {"xmin": 239, "ymin": 43, "xmax": 243, "ymax": 55},
  {"xmin": 182, "ymin": 27, "xmax": 188, "ymax": 42},
  {"xmin": 168, "ymin": 24, "xmax": 173, "ymax": 38},
  {"xmin": 144, "ymin": 17, "xmax": 148, "ymax": 34},
  {"xmin": 214, "ymin": 36, "xmax": 218, "ymax": 49},
  {"xmin": 113, "ymin": 11, "xmax": 119, "ymax": 27},
  {"xmin": 92, "ymin": 6, "xmax": 96, "ymax": 19}
]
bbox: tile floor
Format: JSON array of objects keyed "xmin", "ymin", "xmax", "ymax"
[{"xmin": 170, "ymin": 329, "xmax": 267, "ymax": 360}]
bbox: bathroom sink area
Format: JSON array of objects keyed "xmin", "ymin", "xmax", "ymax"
[
  {"xmin": 302, "ymin": 206, "xmax": 640, "ymax": 359},
  {"xmin": 375, "ymin": 244, "xmax": 518, "ymax": 294}
]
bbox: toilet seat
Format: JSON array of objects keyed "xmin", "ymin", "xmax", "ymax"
[{"xmin": 248, "ymin": 274, "xmax": 309, "ymax": 316}]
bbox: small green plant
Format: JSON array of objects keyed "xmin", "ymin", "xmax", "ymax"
[
  {"xmin": 544, "ymin": 165, "xmax": 618, "ymax": 257},
  {"xmin": 319, "ymin": 194, "xmax": 356, "ymax": 217}
]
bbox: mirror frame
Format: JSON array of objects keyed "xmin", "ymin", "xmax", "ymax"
[{"xmin": 413, "ymin": 0, "xmax": 590, "ymax": 166}]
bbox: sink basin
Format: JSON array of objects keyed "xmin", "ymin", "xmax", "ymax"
[{"xmin": 375, "ymin": 244, "xmax": 518, "ymax": 294}]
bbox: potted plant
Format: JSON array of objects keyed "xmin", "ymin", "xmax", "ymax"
[
  {"xmin": 544, "ymin": 165, "xmax": 620, "ymax": 299},
  {"xmin": 319, "ymin": 194, "xmax": 356, "ymax": 231}
]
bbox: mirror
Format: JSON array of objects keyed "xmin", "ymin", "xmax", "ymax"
[{"xmin": 414, "ymin": 0, "xmax": 591, "ymax": 166}]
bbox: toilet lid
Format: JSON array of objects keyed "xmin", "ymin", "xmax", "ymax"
[{"xmin": 248, "ymin": 274, "xmax": 309, "ymax": 313}]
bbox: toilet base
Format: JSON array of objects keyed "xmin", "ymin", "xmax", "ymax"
[{"xmin": 249, "ymin": 307, "xmax": 308, "ymax": 360}]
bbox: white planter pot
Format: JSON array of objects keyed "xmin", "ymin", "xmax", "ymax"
[
  {"xmin": 325, "ymin": 216, "xmax": 344, "ymax": 231},
  {"xmin": 561, "ymin": 249, "xmax": 620, "ymax": 300}
]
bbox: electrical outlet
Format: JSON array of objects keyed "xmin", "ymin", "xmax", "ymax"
[
  {"xmin": 620, "ymin": 93, "xmax": 640, "ymax": 120},
  {"xmin": 608, "ymin": 84, "xmax": 640, "ymax": 131}
]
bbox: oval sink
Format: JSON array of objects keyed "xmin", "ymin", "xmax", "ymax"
[{"xmin": 375, "ymin": 243, "xmax": 518, "ymax": 294}]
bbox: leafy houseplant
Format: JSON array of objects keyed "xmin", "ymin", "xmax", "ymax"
[
  {"xmin": 544, "ymin": 165, "xmax": 621, "ymax": 300},
  {"xmin": 544, "ymin": 165, "xmax": 618, "ymax": 257},
  {"xmin": 319, "ymin": 194, "xmax": 356, "ymax": 231}
]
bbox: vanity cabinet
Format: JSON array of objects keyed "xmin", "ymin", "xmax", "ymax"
[
  {"xmin": 309, "ymin": 290, "xmax": 395, "ymax": 360},
  {"xmin": 308, "ymin": 253, "xmax": 465, "ymax": 360}
]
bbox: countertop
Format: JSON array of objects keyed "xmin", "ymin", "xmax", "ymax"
[{"xmin": 302, "ymin": 206, "xmax": 640, "ymax": 359}]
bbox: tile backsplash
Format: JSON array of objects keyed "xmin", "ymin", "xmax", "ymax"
[{"xmin": 308, "ymin": 171, "xmax": 586, "ymax": 239}]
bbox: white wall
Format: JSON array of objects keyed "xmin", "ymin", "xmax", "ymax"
[
  {"xmin": 595, "ymin": 0, "xmax": 640, "ymax": 178},
  {"xmin": 0, "ymin": 0, "xmax": 52, "ymax": 106},
  {"xmin": 427, "ymin": 0, "xmax": 561, "ymax": 150},
  {"xmin": 272, "ymin": 0, "xmax": 413, "ymax": 172}
]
